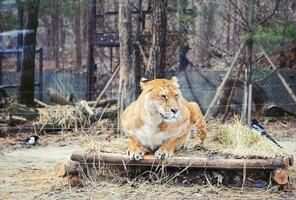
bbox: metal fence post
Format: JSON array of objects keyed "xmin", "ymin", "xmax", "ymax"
[{"xmin": 39, "ymin": 47, "xmax": 43, "ymax": 100}]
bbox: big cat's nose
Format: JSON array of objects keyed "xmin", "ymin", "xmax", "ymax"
[{"xmin": 171, "ymin": 108, "xmax": 178, "ymax": 114}]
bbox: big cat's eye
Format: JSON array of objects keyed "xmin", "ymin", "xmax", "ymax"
[
  {"xmin": 161, "ymin": 95, "xmax": 167, "ymax": 100},
  {"xmin": 175, "ymin": 94, "xmax": 179, "ymax": 98}
]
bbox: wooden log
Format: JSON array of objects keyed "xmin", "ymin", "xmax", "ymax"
[
  {"xmin": 47, "ymin": 88, "xmax": 74, "ymax": 105},
  {"xmin": 87, "ymin": 98, "xmax": 117, "ymax": 108},
  {"xmin": 71, "ymin": 151, "xmax": 291, "ymax": 170},
  {"xmin": 273, "ymin": 169, "xmax": 289, "ymax": 185},
  {"xmin": 54, "ymin": 161, "xmax": 79, "ymax": 177},
  {"xmin": 89, "ymin": 106, "xmax": 117, "ymax": 122},
  {"xmin": 69, "ymin": 176, "xmax": 82, "ymax": 187}
]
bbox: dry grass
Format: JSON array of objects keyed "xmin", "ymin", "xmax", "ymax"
[
  {"xmin": 35, "ymin": 102, "xmax": 91, "ymax": 130},
  {"xmin": 206, "ymin": 121, "xmax": 289, "ymax": 158}
]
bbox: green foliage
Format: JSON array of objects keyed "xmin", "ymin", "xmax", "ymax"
[
  {"xmin": 286, "ymin": 24, "xmax": 296, "ymax": 40},
  {"xmin": 62, "ymin": 0, "xmax": 81, "ymax": 18},
  {"xmin": 39, "ymin": 0, "xmax": 84, "ymax": 19},
  {"xmin": 244, "ymin": 22, "xmax": 296, "ymax": 50}
]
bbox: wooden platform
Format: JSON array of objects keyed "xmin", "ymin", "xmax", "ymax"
[{"xmin": 71, "ymin": 150, "xmax": 293, "ymax": 170}]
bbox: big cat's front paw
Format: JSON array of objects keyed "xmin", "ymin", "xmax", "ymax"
[
  {"xmin": 155, "ymin": 149, "xmax": 173, "ymax": 160},
  {"xmin": 127, "ymin": 149, "xmax": 145, "ymax": 161}
]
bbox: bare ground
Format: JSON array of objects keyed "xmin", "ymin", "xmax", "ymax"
[{"xmin": 0, "ymin": 119, "xmax": 296, "ymax": 200}]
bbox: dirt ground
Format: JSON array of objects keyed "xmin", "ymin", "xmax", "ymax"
[{"xmin": 0, "ymin": 118, "xmax": 296, "ymax": 200}]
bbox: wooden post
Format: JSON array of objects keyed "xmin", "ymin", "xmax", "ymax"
[
  {"xmin": 205, "ymin": 41, "xmax": 246, "ymax": 119},
  {"xmin": 262, "ymin": 49, "xmax": 296, "ymax": 104}
]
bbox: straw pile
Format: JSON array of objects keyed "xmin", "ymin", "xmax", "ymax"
[
  {"xmin": 206, "ymin": 121, "xmax": 289, "ymax": 158},
  {"xmin": 35, "ymin": 101, "xmax": 91, "ymax": 130}
]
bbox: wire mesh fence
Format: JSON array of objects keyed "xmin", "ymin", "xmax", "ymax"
[{"xmin": 0, "ymin": 0, "xmax": 295, "ymax": 117}]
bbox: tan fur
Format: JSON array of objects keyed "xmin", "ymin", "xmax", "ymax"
[{"xmin": 122, "ymin": 77, "xmax": 207, "ymax": 160}]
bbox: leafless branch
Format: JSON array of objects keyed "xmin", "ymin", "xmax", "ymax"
[
  {"xmin": 227, "ymin": 0, "xmax": 249, "ymax": 28},
  {"xmin": 222, "ymin": 8, "xmax": 248, "ymax": 28},
  {"xmin": 259, "ymin": 0, "xmax": 280, "ymax": 25},
  {"xmin": 217, "ymin": 11, "xmax": 247, "ymax": 30},
  {"xmin": 130, "ymin": 2, "xmax": 140, "ymax": 13}
]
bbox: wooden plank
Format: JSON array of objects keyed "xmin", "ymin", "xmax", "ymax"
[{"xmin": 71, "ymin": 151, "xmax": 291, "ymax": 170}]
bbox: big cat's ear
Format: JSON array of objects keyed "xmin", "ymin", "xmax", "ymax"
[
  {"xmin": 171, "ymin": 76, "xmax": 180, "ymax": 88},
  {"xmin": 140, "ymin": 77, "xmax": 149, "ymax": 90}
]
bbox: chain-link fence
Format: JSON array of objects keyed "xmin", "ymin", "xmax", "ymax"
[{"xmin": 0, "ymin": 0, "xmax": 295, "ymax": 116}]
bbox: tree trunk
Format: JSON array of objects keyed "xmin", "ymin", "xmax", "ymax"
[
  {"xmin": 134, "ymin": 0, "xmax": 143, "ymax": 96},
  {"xmin": 118, "ymin": 0, "xmax": 135, "ymax": 134},
  {"xmin": 18, "ymin": 0, "xmax": 40, "ymax": 106},
  {"xmin": 146, "ymin": 0, "xmax": 167, "ymax": 79},
  {"xmin": 86, "ymin": 0, "xmax": 96, "ymax": 100},
  {"xmin": 51, "ymin": 0, "xmax": 60, "ymax": 69},
  {"xmin": 74, "ymin": 0, "xmax": 82, "ymax": 69},
  {"xmin": 243, "ymin": 0, "xmax": 255, "ymax": 125},
  {"xmin": 178, "ymin": 0, "xmax": 190, "ymax": 71},
  {"xmin": 197, "ymin": 1, "xmax": 215, "ymax": 66},
  {"xmin": 153, "ymin": 0, "xmax": 167, "ymax": 78}
]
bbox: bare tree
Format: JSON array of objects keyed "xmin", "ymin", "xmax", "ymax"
[
  {"xmin": 117, "ymin": 0, "xmax": 135, "ymax": 134},
  {"xmin": 18, "ymin": 0, "xmax": 40, "ymax": 106}
]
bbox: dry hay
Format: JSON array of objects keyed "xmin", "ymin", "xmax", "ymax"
[
  {"xmin": 205, "ymin": 121, "xmax": 289, "ymax": 159},
  {"xmin": 35, "ymin": 102, "xmax": 91, "ymax": 130}
]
